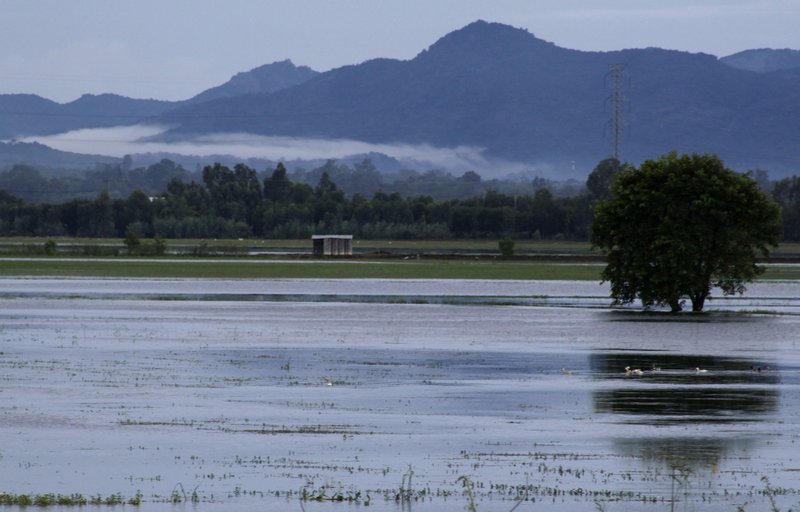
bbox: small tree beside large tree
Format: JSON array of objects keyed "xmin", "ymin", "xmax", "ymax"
[{"xmin": 591, "ymin": 152, "xmax": 781, "ymax": 312}]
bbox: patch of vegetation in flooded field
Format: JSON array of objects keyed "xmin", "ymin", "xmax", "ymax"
[
  {"xmin": 242, "ymin": 424, "xmax": 365, "ymax": 435},
  {"xmin": 270, "ymin": 457, "xmax": 800, "ymax": 511},
  {"xmin": 0, "ymin": 491, "xmax": 142, "ymax": 507}
]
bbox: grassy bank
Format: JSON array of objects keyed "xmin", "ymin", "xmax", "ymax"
[
  {"xmin": 3, "ymin": 237, "xmax": 800, "ymax": 258},
  {"xmin": 0, "ymin": 258, "xmax": 604, "ymax": 280},
  {"xmin": 0, "ymin": 237, "xmax": 600, "ymax": 257},
  {"xmin": 1, "ymin": 257, "xmax": 798, "ymax": 281},
  {"xmin": 1, "ymin": 235, "xmax": 799, "ymax": 280}
]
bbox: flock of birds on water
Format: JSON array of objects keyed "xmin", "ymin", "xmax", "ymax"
[
  {"xmin": 623, "ymin": 365, "xmax": 700, "ymax": 376},
  {"xmin": 558, "ymin": 365, "xmax": 775, "ymax": 377}
]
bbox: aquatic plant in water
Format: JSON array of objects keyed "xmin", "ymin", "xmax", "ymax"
[{"xmin": 0, "ymin": 492, "xmax": 141, "ymax": 507}]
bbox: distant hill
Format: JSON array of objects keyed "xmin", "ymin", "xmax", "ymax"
[
  {"xmin": 0, "ymin": 61, "xmax": 317, "ymax": 140},
  {"xmin": 187, "ymin": 59, "xmax": 318, "ymax": 104},
  {"xmin": 0, "ymin": 93, "xmax": 174, "ymax": 139},
  {"xmin": 721, "ymin": 49, "xmax": 800, "ymax": 73},
  {"xmin": 0, "ymin": 141, "xmax": 118, "ymax": 170},
  {"xmin": 159, "ymin": 21, "xmax": 800, "ymax": 175}
]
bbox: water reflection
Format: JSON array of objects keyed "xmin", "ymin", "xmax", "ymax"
[
  {"xmin": 607, "ymin": 310, "xmax": 761, "ymax": 323},
  {"xmin": 590, "ymin": 353, "xmax": 780, "ymax": 425},
  {"xmin": 594, "ymin": 387, "xmax": 778, "ymax": 424},
  {"xmin": 614, "ymin": 436, "xmax": 754, "ymax": 470},
  {"xmin": 590, "ymin": 353, "xmax": 781, "ymax": 385}
]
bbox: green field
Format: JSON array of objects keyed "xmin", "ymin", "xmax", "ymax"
[
  {"xmin": 1, "ymin": 257, "xmax": 798, "ymax": 281},
  {"xmin": 1, "ymin": 236, "xmax": 798, "ymax": 280},
  {"xmin": 0, "ymin": 258, "xmax": 604, "ymax": 280},
  {"xmin": 3, "ymin": 237, "xmax": 800, "ymax": 256},
  {"xmin": 0, "ymin": 237, "xmax": 600, "ymax": 256}
]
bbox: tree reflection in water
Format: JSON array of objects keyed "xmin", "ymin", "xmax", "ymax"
[
  {"xmin": 593, "ymin": 387, "xmax": 778, "ymax": 424},
  {"xmin": 614, "ymin": 436, "xmax": 753, "ymax": 471},
  {"xmin": 589, "ymin": 353, "xmax": 781, "ymax": 386},
  {"xmin": 614, "ymin": 437, "xmax": 755, "ymax": 510},
  {"xmin": 588, "ymin": 352, "xmax": 782, "ymax": 508},
  {"xmin": 590, "ymin": 352, "xmax": 780, "ymax": 423}
]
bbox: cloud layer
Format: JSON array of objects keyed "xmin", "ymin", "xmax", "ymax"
[{"xmin": 22, "ymin": 124, "xmax": 539, "ymax": 175}]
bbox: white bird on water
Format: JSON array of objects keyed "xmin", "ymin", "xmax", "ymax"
[
  {"xmin": 695, "ymin": 367, "xmax": 708, "ymax": 374},
  {"xmin": 625, "ymin": 366, "xmax": 644, "ymax": 376}
]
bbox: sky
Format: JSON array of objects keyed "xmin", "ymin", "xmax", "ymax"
[{"xmin": 2, "ymin": 0, "xmax": 799, "ymax": 103}]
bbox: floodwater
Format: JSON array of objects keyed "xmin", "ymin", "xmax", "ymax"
[{"xmin": 1, "ymin": 277, "xmax": 800, "ymax": 511}]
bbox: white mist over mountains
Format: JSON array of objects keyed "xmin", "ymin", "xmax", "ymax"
[{"xmin": 21, "ymin": 124, "xmax": 555, "ymax": 177}]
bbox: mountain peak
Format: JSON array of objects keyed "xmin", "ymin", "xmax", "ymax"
[
  {"xmin": 417, "ymin": 20, "xmax": 562, "ymax": 64},
  {"xmin": 458, "ymin": 19, "xmax": 531, "ymax": 35},
  {"xmin": 444, "ymin": 20, "xmax": 532, "ymax": 38},
  {"xmin": 188, "ymin": 59, "xmax": 319, "ymax": 104}
]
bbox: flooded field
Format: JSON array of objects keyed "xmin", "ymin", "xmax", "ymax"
[{"xmin": 1, "ymin": 277, "xmax": 800, "ymax": 511}]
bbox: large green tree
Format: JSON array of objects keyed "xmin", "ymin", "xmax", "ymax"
[{"xmin": 591, "ymin": 152, "xmax": 781, "ymax": 312}]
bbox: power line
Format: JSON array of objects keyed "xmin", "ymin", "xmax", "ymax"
[{"xmin": 604, "ymin": 63, "xmax": 627, "ymax": 162}]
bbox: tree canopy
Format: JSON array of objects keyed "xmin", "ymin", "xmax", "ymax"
[
  {"xmin": 586, "ymin": 157, "xmax": 628, "ymax": 202},
  {"xmin": 591, "ymin": 152, "xmax": 781, "ymax": 312}
]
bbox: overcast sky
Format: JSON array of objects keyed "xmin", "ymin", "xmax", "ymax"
[{"xmin": 2, "ymin": 0, "xmax": 799, "ymax": 103}]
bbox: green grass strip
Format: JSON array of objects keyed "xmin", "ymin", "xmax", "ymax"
[
  {"xmin": 1, "ymin": 258, "xmax": 797, "ymax": 281},
  {"xmin": 0, "ymin": 258, "xmax": 603, "ymax": 280},
  {"xmin": 762, "ymin": 266, "xmax": 800, "ymax": 280}
]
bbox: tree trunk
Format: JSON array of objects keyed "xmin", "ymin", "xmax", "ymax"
[
  {"xmin": 691, "ymin": 294, "xmax": 706, "ymax": 312},
  {"xmin": 669, "ymin": 299, "xmax": 683, "ymax": 313}
]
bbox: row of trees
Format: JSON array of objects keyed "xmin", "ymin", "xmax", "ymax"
[
  {"xmin": 0, "ymin": 156, "xmax": 797, "ymax": 244},
  {"xmin": 0, "ymin": 157, "xmax": 583, "ymax": 204},
  {"xmin": 0, "ymin": 162, "xmax": 596, "ymax": 240},
  {"xmin": 0, "ymin": 159, "xmax": 191, "ymax": 204}
]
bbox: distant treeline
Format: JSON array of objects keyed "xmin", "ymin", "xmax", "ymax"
[
  {"xmin": 0, "ymin": 160, "xmax": 591, "ymax": 240},
  {"xmin": 0, "ymin": 158, "xmax": 799, "ymax": 241},
  {"xmin": 0, "ymin": 157, "xmax": 583, "ymax": 204}
]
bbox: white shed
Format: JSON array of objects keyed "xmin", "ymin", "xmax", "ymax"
[{"xmin": 311, "ymin": 235, "xmax": 353, "ymax": 256}]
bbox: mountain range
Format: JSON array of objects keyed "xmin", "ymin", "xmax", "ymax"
[
  {"xmin": 721, "ymin": 48, "xmax": 800, "ymax": 73},
  {"xmin": 0, "ymin": 59, "xmax": 317, "ymax": 140},
  {"xmin": 1, "ymin": 20, "xmax": 799, "ymax": 177}
]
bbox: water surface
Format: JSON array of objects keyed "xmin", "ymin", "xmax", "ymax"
[{"xmin": 1, "ymin": 278, "xmax": 799, "ymax": 511}]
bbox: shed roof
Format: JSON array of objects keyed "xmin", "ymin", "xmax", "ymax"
[{"xmin": 311, "ymin": 235, "xmax": 353, "ymax": 240}]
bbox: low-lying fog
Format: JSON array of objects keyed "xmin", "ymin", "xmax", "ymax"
[{"xmin": 21, "ymin": 124, "xmax": 559, "ymax": 177}]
